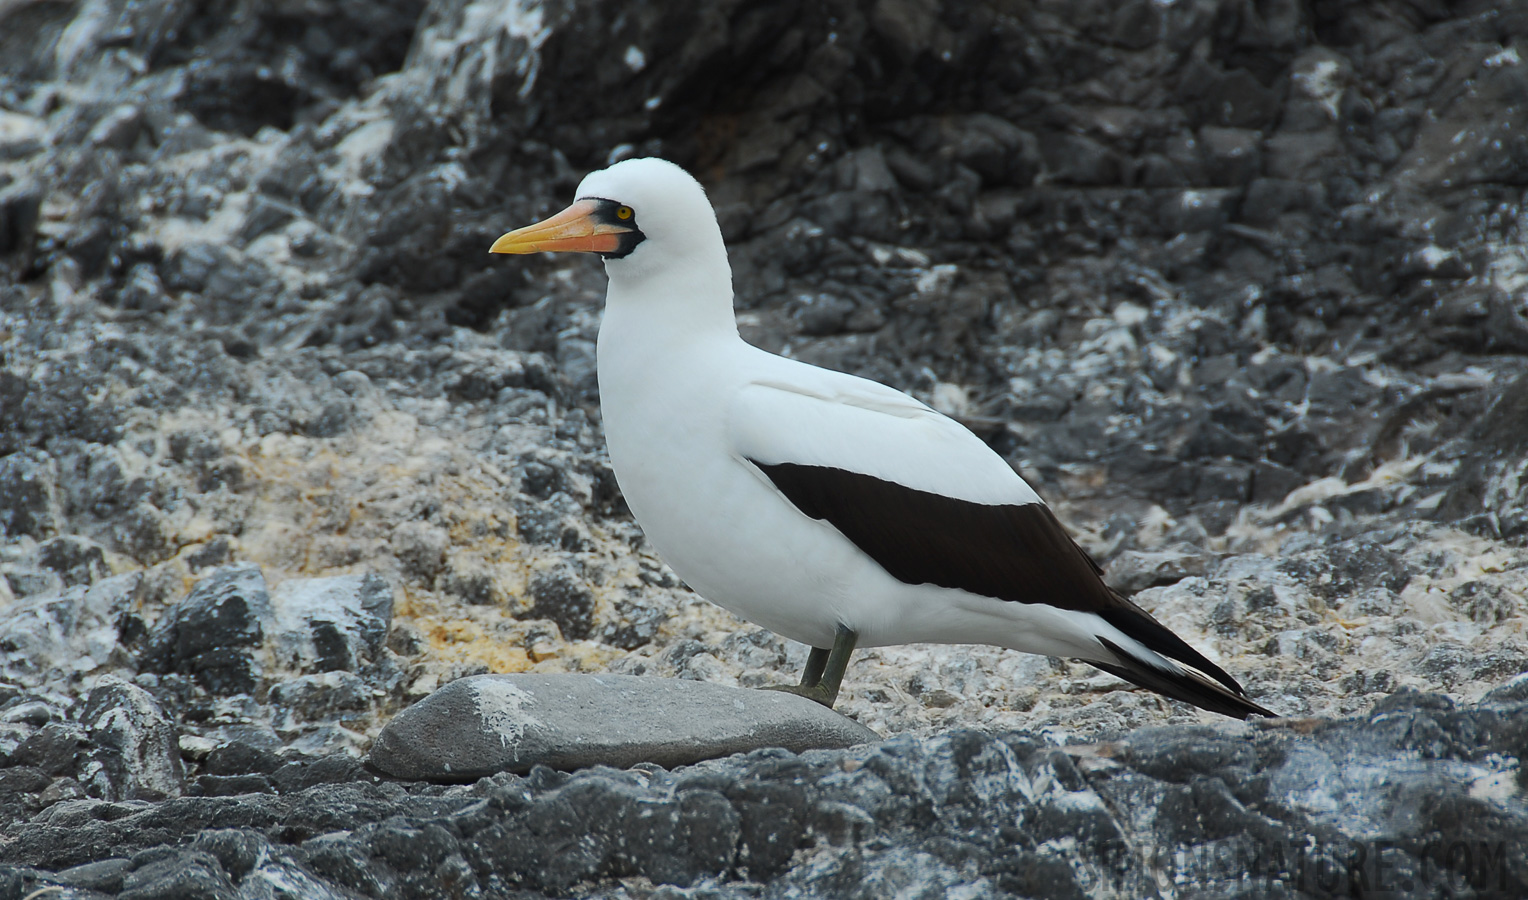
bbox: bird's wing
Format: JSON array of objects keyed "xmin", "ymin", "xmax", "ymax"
[
  {"xmin": 728, "ymin": 375, "xmax": 1116, "ymax": 612},
  {"xmin": 728, "ymin": 375, "xmax": 1038, "ymax": 505},
  {"xmin": 727, "ymin": 374, "xmax": 1273, "ymax": 719}
]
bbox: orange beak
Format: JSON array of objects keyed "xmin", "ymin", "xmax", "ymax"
[{"xmin": 489, "ymin": 199, "xmax": 632, "ymax": 254}]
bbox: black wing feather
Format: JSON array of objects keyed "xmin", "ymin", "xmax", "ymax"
[{"xmin": 752, "ymin": 461, "xmax": 1117, "ymax": 612}]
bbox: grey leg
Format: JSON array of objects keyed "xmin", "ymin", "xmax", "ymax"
[
  {"xmin": 799, "ymin": 645, "xmax": 829, "ymax": 687},
  {"xmin": 762, "ymin": 625, "xmax": 858, "ymax": 708},
  {"xmin": 816, "ymin": 624, "xmax": 858, "ymax": 707}
]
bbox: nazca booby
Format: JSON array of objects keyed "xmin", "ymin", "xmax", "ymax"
[{"xmin": 491, "ymin": 157, "xmax": 1273, "ymax": 719}]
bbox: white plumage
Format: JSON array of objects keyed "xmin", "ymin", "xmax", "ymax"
[{"xmin": 491, "ymin": 157, "xmax": 1272, "ymax": 718}]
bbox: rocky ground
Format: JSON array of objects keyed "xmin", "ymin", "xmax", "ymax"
[{"xmin": 2, "ymin": 0, "xmax": 1528, "ymax": 896}]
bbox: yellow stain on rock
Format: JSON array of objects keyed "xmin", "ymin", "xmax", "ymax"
[
  {"xmin": 409, "ymin": 612, "xmax": 533, "ymax": 673},
  {"xmin": 147, "ymin": 407, "xmax": 651, "ymax": 685},
  {"xmin": 215, "ymin": 415, "xmax": 523, "ymax": 582}
]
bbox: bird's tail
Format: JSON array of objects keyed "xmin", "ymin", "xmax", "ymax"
[{"xmin": 1087, "ymin": 603, "xmax": 1276, "ymax": 720}]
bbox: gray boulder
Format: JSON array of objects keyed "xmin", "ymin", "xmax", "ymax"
[
  {"xmin": 368, "ymin": 674, "xmax": 880, "ymax": 780},
  {"xmin": 269, "ymin": 571, "xmax": 393, "ymax": 673}
]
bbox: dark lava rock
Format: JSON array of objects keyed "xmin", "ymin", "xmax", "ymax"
[
  {"xmin": 269, "ymin": 671, "xmax": 373, "ymax": 726},
  {"xmin": 0, "ymin": 450, "xmax": 60, "ymax": 540},
  {"xmin": 52, "ymin": 857, "xmax": 133, "ymax": 893},
  {"xmin": 390, "ymin": 521, "xmax": 449, "ymax": 586},
  {"xmin": 203, "ymin": 740, "xmax": 283, "ymax": 778},
  {"xmin": 268, "ymin": 755, "xmax": 374, "ymax": 795},
  {"xmin": 5, "ymin": 701, "xmax": 1527, "ymax": 897},
  {"xmin": 598, "ymin": 596, "xmax": 666, "ymax": 651},
  {"xmin": 0, "ymin": 575, "xmax": 140, "ymax": 696},
  {"xmin": 526, "ymin": 563, "xmax": 596, "ymax": 641},
  {"xmin": 190, "ymin": 829, "xmax": 271, "ymax": 879},
  {"xmin": 0, "ymin": 182, "xmax": 42, "ymax": 263},
  {"xmin": 139, "ymin": 563, "xmax": 273, "ymax": 694},
  {"xmin": 1106, "ymin": 545, "xmax": 1208, "ymax": 595},
  {"xmin": 35, "ymin": 535, "xmax": 109, "ymax": 587},
  {"xmin": 191, "ymin": 774, "xmax": 276, "ymax": 797},
  {"xmin": 10, "ymin": 723, "xmax": 85, "ymax": 777},
  {"xmin": 80, "ymin": 678, "xmax": 184, "ymax": 802},
  {"xmin": 131, "ymin": 563, "xmax": 396, "ymax": 697},
  {"xmin": 0, "ymin": 767, "xmax": 51, "ymax": 829},
  {"xmin": 1438, "ymin": 373, "xmax": 1528, "ymax": 540},
  {"xmin": 117, "ymin": 849, "xmax": 237, "ymax": 900}
]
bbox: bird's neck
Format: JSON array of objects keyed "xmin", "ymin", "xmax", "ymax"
[
  {"xmin": 599, "ymin": 256, "xmax": 740, "ymax": 349},
  {"xmin": 595, "ymin": 258, "xmax": 743, "ymax": 453}
]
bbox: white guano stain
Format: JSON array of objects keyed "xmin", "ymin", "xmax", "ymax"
[
  {"xmin": 1483, "ymin": 47, "xmax": 1521, "ymax": 68},
  {"xmin": 472, "ymin": 679, "xmax": 544, "ymax": 748},
  {"xmin": 1293, "ymin": 58, "xmax": 1343, "ymax": 119}
]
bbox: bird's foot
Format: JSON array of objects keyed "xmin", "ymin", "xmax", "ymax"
[
  {"xmin": 761, "ymin": 682, "xmax": 837, "ymax": 708},
  {"xmin": 760, "ymin": 626, "xmax": 858, "ymax": 709}
]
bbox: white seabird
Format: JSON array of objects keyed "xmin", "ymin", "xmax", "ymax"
[{"xmin": 491, "ymin": 157, "xmax": 1273, "ymax": 719}]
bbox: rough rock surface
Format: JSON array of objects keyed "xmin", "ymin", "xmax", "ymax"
[
  {"xmin": 3, "ymin": 691, "xmax": 1527, "ymax": 898},
  {"xmin": 369, "ymin": 674, "xmax": 881, "ymax": 779},
  {"xmin": 2, "ymin": 0, "xmax": 1528, "ymax": 895}
]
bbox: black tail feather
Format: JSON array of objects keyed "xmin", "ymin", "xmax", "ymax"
[
  {"xmin": 1094, "ymin": 636, "xmax": 1276, "ymax": 720},
  {"xmin": 1095, "ymin": 604, "xmax": 1246, "ymax": 696}
]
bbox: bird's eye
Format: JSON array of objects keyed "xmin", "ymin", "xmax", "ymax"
[{"xmin": 616, "ymin": 205, "xmax": 634, "ymax": 220}]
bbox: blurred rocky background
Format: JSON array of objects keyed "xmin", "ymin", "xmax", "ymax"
[{"xmin": 2, "ymin": 0, "xmax": 1528, "ymax": 896}]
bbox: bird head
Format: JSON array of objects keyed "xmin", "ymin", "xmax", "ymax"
[{"xmin": 490, "ymin": 157, "xmax": 726, "ymax": 283}]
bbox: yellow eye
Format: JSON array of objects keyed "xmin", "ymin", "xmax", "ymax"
[{"xmin": 616, "ymin": 205, "xmax": 633, "ymax": 220}]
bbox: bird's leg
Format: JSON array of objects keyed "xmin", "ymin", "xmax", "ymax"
[
  {"xmin": 799, "ymin": 645, "xmax": 829, "ymax": 687},
  {"xmin": 814, "ymin": 624, "xmax": 857, "ymax": 707},
  {"xmin": 762, "ymin": 625, "xmax": 858, "ymax": 708}
]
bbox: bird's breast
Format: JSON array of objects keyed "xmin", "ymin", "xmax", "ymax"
[{"xmin": 595, "ymin": 327, "xmax": 740, "ymax": 544}]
